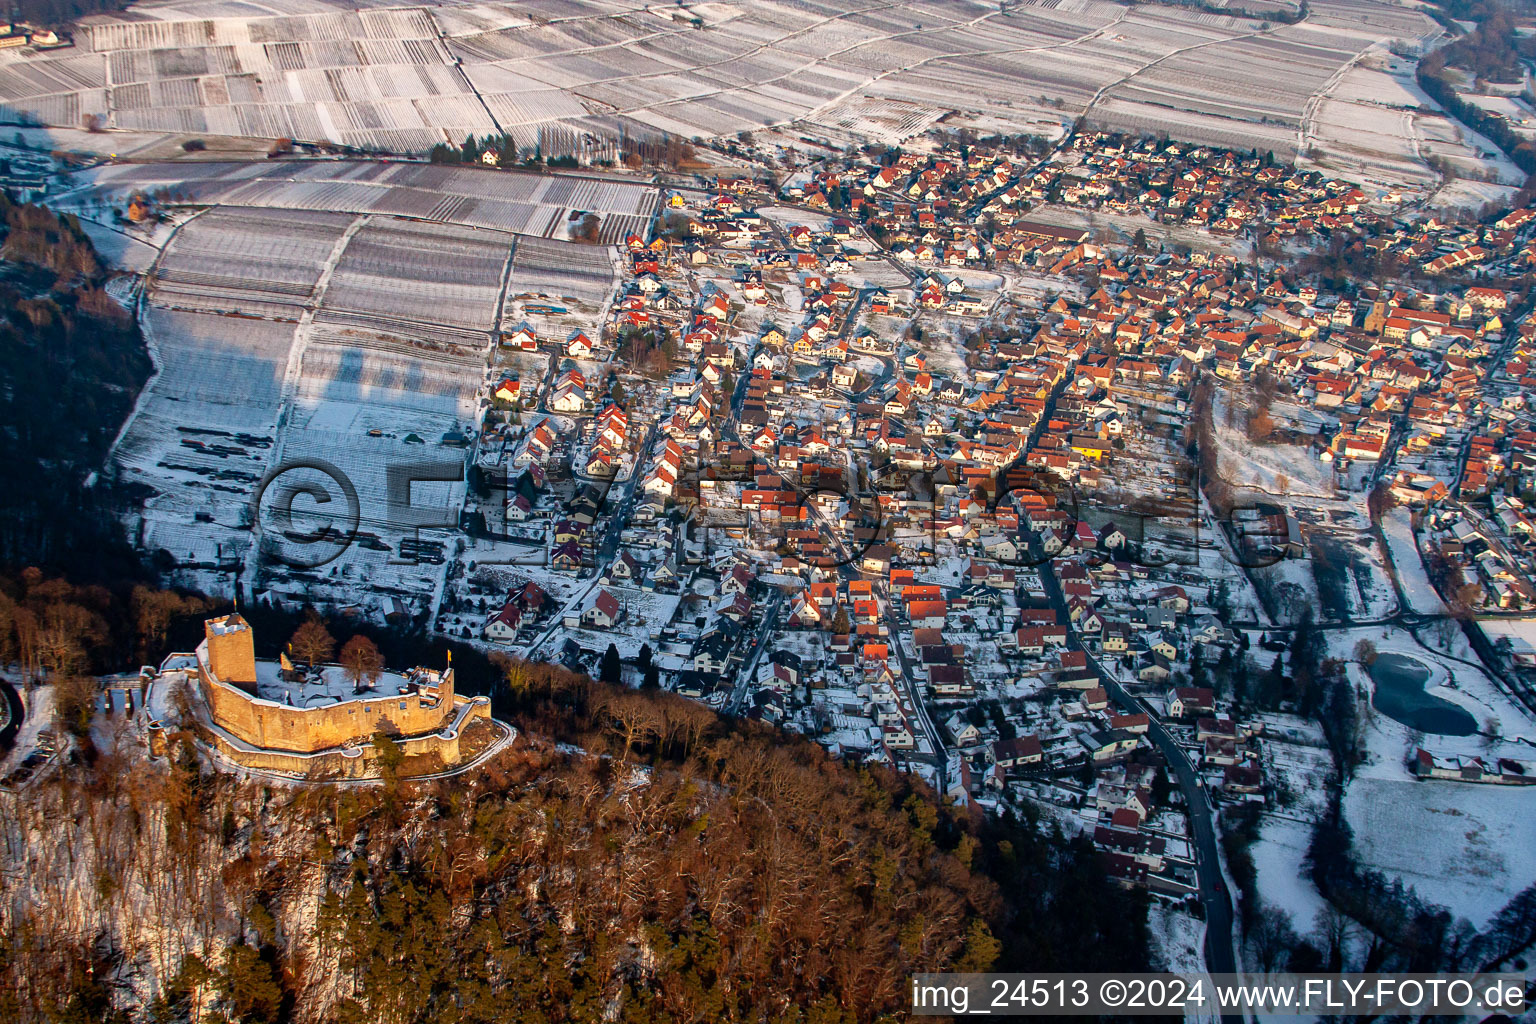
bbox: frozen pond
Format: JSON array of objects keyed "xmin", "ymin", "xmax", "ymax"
[{"xmin": 1369, "ymin": 653, "xmax": 1477, "ymax": 736}]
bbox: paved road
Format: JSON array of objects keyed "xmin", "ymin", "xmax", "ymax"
[
  {"xmin": 0, "ymin": 680, "xmax": 22, "ymax": 754},
  {"xmin": 726, "ymin": 591, "xmax": 785, "ymax": 715},
  {"xmin": 1102, "ymin": 671, "xmax": 1237, "ymax": 975},
  {"xmin": 880, "ymin": 597, "xmax": 946, "ymax": 786},
  {"xmin": 595, "ymin": 420, "xmax": 661, "ymax": 567},
  {"xmin": 1037, "ymin": 565, "xmax": 1237, "ymax": 978}
]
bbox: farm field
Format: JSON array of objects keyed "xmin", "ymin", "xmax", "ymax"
[
  {"xmin": 112, "ymin": 307, "xmax": 296, "ymax": 584},
  {"xmin": 107, "ymin": 201, "xmax": 580, "ymax": 613},
  {"xmin": 0, "ymin": 0, "xmax": 1442, "ymax": 182},
  {"xmin": 152, "ymin": 206, "xmax": 357, "ymax": 320},
  {"xmin": 74, "ymin": 160, "xmax": 660, "ymax": 241}
]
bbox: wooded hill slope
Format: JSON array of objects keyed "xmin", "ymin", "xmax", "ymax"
[{"xmin": 0, "ymin": 649, "xmax": 1148, "ymax": 1024}]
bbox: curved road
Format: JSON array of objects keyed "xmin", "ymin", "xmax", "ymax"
[
  {"xmin": 0, "ymin": 680, "xmax": 22, "ymax": 753},
  {"xmin": 1038, "ymin": 567, "xmax": 1237, "ymax": 978}
]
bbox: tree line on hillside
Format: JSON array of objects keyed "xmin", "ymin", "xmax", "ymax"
[
  {"xmin": 0, "ymin": 193, "xmax": 151, "ymax": 582},
  {"xmin": 11, "ymin": 0, "xmax": 128, "ymax": 27},
  {"xmin": 1417, "ymin": 4, "xmax": 1536, "ymax": 177},
  {"xmin": 0, "ymin": 571, "xmax": 1152, "ymax": 1023},
  {"xmin": 1430, "ymin": 3, "xmax": 1534, "ymax": 84}
]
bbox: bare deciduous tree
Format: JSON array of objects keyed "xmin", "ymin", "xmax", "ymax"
[
  {"xmin": 289, "ymin": 616, "xmax": 335, "ymax": 666},
  {"xmin": 339, "ymin": 635, "xmax": 384, "ymax": 692}
]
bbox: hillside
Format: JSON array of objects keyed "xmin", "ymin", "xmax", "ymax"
[
  {"xmin": 0, "ymin": 195, "xmax": 151, "ymax": 579},
  {"xmin": 0, "ymin": 618, "xmax": 1149, "ymax": 1023}
]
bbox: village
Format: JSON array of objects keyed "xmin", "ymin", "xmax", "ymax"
[
  {"xmin": 6, "ymin": 0, "xmax": 1536, "ymax": 1007},
  {"xmin": 383, "ymin": 129, "xmax": 1536, "ymax": 930},
  {"xmin": 1, "ymin": 107, "xmax": 1531, "ymax": 978}
]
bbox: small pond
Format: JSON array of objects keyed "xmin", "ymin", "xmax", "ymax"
[{"xmin": 1368, "ymin": 653, "xmax": 1478, "ymax": 736}]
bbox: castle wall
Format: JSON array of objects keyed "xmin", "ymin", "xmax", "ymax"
[
  {"xmin": 197, "ymin": 643, "xmax": 458, "ymax": 754},
  {"xmin": 203, "ymin": 725, "xmax": 466, "ymax": 780}
]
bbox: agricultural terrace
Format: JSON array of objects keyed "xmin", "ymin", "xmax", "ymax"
[
  {"xmin": 110, "ymin": 203, "xmax": 584, "ymax": 613},
  {"xmin": 151, "ymin": 207, "xmax": 356, "ymax": 321},
  {"xmin": 0, "ymin": 0, "xmax": 1443, "ymax": 184},
  {"xmin": 76, "ymin": 161, "xmax": 660, "ymax": 242}
]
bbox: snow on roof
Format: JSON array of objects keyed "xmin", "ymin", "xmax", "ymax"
[{"xmin": 251, "ymin": 661, "xmax": 436, "ymax": 708}]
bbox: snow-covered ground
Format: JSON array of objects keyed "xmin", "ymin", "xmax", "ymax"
[
  {"xmin": 1381, "ymin": 507, "xmax": 1447, "ymax": 616},
  {"xmin": 1249, "ymin": 815, "xmax": 1331, "ymax": 936},
  {"xmin": 1249, "ymin": 713, "xmax": 1335, "ymax": 939},
  {"xmin": 1325, "ymin": 628, "xmax": 1536, "ymax": 928},
  {"xmin": 1477, "ymin": 618, "xmax": 1536, "ymax": 663},
  {"xmin": 0, "ymin": 683, "xmax": 56, "ymax": 777},
  {"xmin": 1147, "ymin": 900, "xmax": 1208, "ymax": 977},
  {"xmin": 1211, "ymin": 390, "xmax": 1337, "ymax": 499},
  {"xmin": 1342, "ymin": 772, "xmax": 1536, "ymax": 928},
  {"xmin": 1326, "ymin": 628, "xmax": 1534, "ymax": 748}
]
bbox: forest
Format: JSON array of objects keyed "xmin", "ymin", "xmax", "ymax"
[
  {"xmin": 0, "ymin": 194, "xmax": 151, "ymax": 582},
  {"xmin": 0, "ymin": 570, "xmax": 1150, "ymax": 1023}
]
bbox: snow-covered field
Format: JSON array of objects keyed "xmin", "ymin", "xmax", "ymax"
[
  {"xmin": 1381, "ymin": 507, "xmax": 1448, "ymax": 616},
  {"xmin": 1249, "ymin": 815, "xmax": 1331, "ymax": 935},
  {"xmin": 1210, "ymin": 391, "xmax": 1337, "ymax": 499},
  {"xmin": 1317, "ymin": 626, "xmax": 1536, "ymax": 928},
  {"xmin": 105, "ymin": 200, "xmax": 588, "ymax": 611},
  {"xmin": 1304, "ymin": 58, "xmax": 1429, "ymax": 183},
  {"xmin": 1147, "ymin": 901, "xmax": 1208, "ymax": 978},
  {"xmin": 1343, "ymin": 772, "xmax": 1536, "ymax": 928},
  {"xmin": 77, "ymin": 161, "xmax": 660, "ymax": 243},
  {"xmin": 1245, "ymin": 709, "xmax": 1335, "ymax": 939},
  {"xmin": 0, "ymin": 0, "xmax": 1441, "ymax": 183}
]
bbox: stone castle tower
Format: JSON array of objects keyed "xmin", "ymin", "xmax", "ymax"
[{"xmin": 204, "ymin": 613, "xmax": 258, "ymax": 695}]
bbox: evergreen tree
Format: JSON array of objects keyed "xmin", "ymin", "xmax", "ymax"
[
  {"xmin": 217, "ymin": 943, "xmax": 282, "ymax": 1024},
  {"xmin": 600, "ymin": 643, "xmax": 622, "ymax": 684}
]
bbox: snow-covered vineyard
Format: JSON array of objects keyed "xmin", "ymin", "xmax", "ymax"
[
  {"xmin": 76, "ymin": 160, "xmax": 660, "ymax": 242},
  {"xmin": 105, "ymin": 178, "xmax": 637, "ymax": 611},
  {"xmin": 0, "ymin": 0, "xmax": 1441, "ymax": 172}
]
